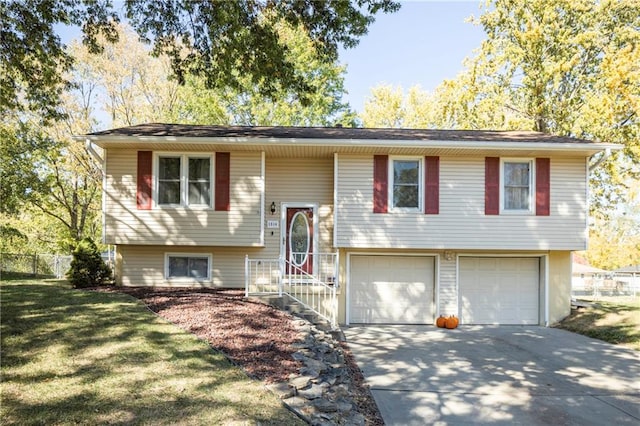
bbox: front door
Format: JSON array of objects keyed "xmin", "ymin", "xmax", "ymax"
[{"xmin": 285, "ymin": 207, "xmax": 314, "ymax": 274}]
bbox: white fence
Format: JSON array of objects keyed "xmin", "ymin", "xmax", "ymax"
[
  {"xmin": 572, "ymin": 274, "xmax": 640, "ymax": 299},
  {"xmin": 0, "ymin": 253, "xmax": 73, "ymax": 279},
  {"xmin": 245, "ymin": 253, "xmax": 339, "ymax": 327}
]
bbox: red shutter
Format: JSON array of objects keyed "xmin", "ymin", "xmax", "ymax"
[
  {"xmin": 373, "ymin": 155, "xmax": 388, "ymax": 213},
  {"xmin": 215, "ymin": 152, "xmax": 230, "ymax": 211},
  {"xmin": 424, "ymin": 156, "xmax": 440, "ymax": 214},
  {"xmin": 137, "ymin": 151, "xmax": 152, "ymax": 210},
  {"xmin": 536, "ymin": 158, "xmax": 550, "ymax": 216},
  {"xmin": 485, "ymin": 157, "xmax": 500, "ymax": 215}
]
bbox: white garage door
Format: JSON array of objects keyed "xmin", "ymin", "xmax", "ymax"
[
  {"xmin": 459, "ymin": 257, "xmax": 540, "ymax": 325},
  {"xmin": 350, "ymin": 255, "xmax": 435, "ymax": 324}
]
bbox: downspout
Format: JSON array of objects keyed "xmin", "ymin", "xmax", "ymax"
[
  {"xmin": 85, "ymin": 139, "xmax": 106, "ymax": 245},
  {"xmin": 588, "ymin": 148, "xmax": 611, "ymax": 172},
  {"xmin": 544, "ymin": 255, "xmax": 550, "ymax": 327},
  {"xmin": 85, "ymin": 139, "xmax": 103, "ymax": 163}
]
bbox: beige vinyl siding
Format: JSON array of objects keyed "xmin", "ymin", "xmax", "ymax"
[
  {"xmin": 438, "ymin": 256, "xmax": 457, "ymax": 316},
  {"xmin": 118, "ymin": 245, "xmax": 260, "ymax": 287},
  {"xmin": 335, "ymin": 155, "xmax": 588, "ymax": 250},
  {"xmin": 112, "ymin": 156, "xmax": 335, "ymax": 289},
  {"xmin": 105, "ymin": 149, "xmax": 263, "ymax": 246},
  {"xmin": 548, "ymin": 250, "xmax": 572, "ymax": 324},
  {"xmin": 262, "ymin": 157, "xmax": 335, "ymax": 259}
]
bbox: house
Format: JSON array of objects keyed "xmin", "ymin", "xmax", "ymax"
[
  {"xmin": 571, "ymin": 262, "xmax": 608, "ymax": 296},
  {"xmin": 80, "ymin": 124, "xmax": 621, "ymax": 327},
  {"xmin": 613, "ymin": 265, "xmax": 640, "ymax": 296}
]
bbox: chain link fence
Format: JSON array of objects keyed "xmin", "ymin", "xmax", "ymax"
[{"xmin": 0, "ymin": 253, "xmax": 73, "ymax": 279}]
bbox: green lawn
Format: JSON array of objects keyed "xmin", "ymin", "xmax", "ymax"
[
  {"xmin": 0, "ymin": 279, "xmax": 304, "ymax": 425},
  {"xmin": 556, "ymin": 298, "xmax": 640, "ymax": 351}
]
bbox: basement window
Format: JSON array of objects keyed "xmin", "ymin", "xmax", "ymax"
[{"xmin": 165, "ymin": 254, "xmax": 212, "ymax": 281}]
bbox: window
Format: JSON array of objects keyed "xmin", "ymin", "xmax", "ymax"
[
  {"xmin": 156, "ymin": 154, "xmax": 212, "ymax": 207},
  {"xmin": 390, "ymin": 158, "xmax": 422, "ymax": 210},
  {"xmin": 502, "ymin": 159, "xmax": 533, "ymax": 213},
  {"xmin": 188, "ymin": 158, "xmax": 211, "ymax": 205},
  {"xmin": 158, "ymin": 157, "xmax": 181, "ymax": 204},
  {"xmin": 165, "ymin": 254, "xmax": 211, "ymax": 280}
]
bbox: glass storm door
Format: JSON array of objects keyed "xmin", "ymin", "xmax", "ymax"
[{"xmin": 285, "ymin": 207, "xmax": 314, "ymax": 274}]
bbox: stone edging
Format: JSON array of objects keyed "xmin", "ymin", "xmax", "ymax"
[{"xmin": 266, "ymin": 318, "xmax": 366, "ymax": 426}]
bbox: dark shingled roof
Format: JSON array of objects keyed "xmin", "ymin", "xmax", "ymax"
[{"xmin": 88, "ymin": 123, "xmax": 600, "ymax": 144}]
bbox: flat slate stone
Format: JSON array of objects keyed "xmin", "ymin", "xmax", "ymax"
[
  {"xmin": 298, "ymin": 383, "xmax": 327, "ymax": 400},
  {"xmin": 289, "ymin": 375, "xmax": 312, "ymax": 390},
  {"xmin": 312, "ymin": 398, "xmax": 338, "ymax": 412}
]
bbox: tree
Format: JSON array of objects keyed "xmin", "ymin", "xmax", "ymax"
[
  {"xmin": 1, "ymin": 0, "xmax": 399, "ymax": 121},
  {"xmin": 1, "ymin": 0, "xmax": 119, "ymax": 121},
  {"xmin": 1, "ymin": 111, "xmax": 102, "ymax": 253},
  {"xmin": 363, "ymin": 1, "xmax": 639, "ymax": 218},
  {"xmin": 471, "ymin": 0, "xmax": 639, "ymax": 216},
  {"xmin": 0, "ymin": 117, "xmax": 56, "ymax": 215},
  {"xmin": 67, "ymin": 20, "xmax": 356, "ymax": 127},
  {"xmin": 67, "ymin": 237, "xmax": 112, "ymax": 288},
  {"xmin": 186, "ymin": 17, "xmax": 357, "ymax": 127},
  {"xmin": 361, "ymin": 85, "xmax": 405, "ymax": 128},
  {"xmin": 68, "ymin": 24, "xmax": 181, "ymax": 127},
  {"xmin": 584, "ymin": 181, "xmax": 640, "ymax": 270},
  {"xmin": 361, "ymin": 85, "xmax": 437, "ymax": 129}
]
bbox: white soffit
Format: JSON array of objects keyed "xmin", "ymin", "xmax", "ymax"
[{"xmin": 78, "ymin": 134, "xmax": 622, "ymax": 157}]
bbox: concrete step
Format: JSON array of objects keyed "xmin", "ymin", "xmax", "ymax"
[{"xmin": 250, "ymin": 293, "xmax": 337, "ymax": 334}]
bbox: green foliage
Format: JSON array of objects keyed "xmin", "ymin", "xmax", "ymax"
[
  {"xmin": 1, "ymin": 0, "xmax": 119, "ymax": 121},
  {"xmin": 0, "ymin": 119, "xmax": 58, "ymax": 214},
  {"xmin": 584, "ymin": 184, "xmax": 640, "ymax": 270},
  {"xmin": 125, "ymin": 0, "xmax": 399, "ymax": 103},
  {"xmin": 1, "ymin": 0, "xmax": 398, "ymax": 121},
  {"xmin": 1, "ymin": 114, "xmax": 102, "ymax": 253},
  {"xmin": 0, "ymin": 223, "xmax": 27, "ymax": 254},
  {"xmin": 67, "ymin": 238, "xmax": 112, "ymax": 288},
  {"xmin": 173, "ymin": 18, "xmax": 357, "ymax": 127}
]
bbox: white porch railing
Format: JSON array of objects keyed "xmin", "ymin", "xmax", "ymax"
[{"xmin": 245, "ymin": 252, "xmax": 339, "ymax": 328}]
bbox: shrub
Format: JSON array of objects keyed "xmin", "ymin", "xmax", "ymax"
[{"xmin": 67, "ymin": 238, "xmax": 113, "ymax": 288}]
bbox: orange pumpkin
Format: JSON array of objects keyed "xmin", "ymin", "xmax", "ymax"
[
  {"xmin": 445, "ymin": 315, "xmax": 459, "ymax": 329},
  {"xmin": 436, "ymin": 315, "xmax": 447, "ymax": 328}
]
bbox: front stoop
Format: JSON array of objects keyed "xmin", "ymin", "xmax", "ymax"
[{"xmin": 249, "ymin": 294, "xmax": 345, "ymax": 341}]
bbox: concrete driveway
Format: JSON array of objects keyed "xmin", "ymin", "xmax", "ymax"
[{"xmin": 344, "ymin": 325, "xmax": 640, "ymax": 425}]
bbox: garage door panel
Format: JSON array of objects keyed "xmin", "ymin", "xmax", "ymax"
[
  {"xmin": 459, "ymin": 257, "xmax": 539, "ymax": 325},
  {"xmin": 350, "ymin": 256, "xmax": 434, "ymax": 324}
]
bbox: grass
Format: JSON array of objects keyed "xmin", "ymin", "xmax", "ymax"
[
  {"xmin": 556, "ymin": 297, "xmax": 640, "ymax": 351},
  {"xmin": 0, "ymin": 278, "xmax": 305, "ymax": 425}
]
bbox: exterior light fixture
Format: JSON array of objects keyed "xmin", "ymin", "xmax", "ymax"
[{"xmin": 270, "ymin": 202, "xmax": 276, "ymax": 215}]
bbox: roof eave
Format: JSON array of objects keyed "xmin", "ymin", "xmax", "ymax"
[{"xmin": 75, "ymin": 134, "xmax": 623, "ymax": 155}]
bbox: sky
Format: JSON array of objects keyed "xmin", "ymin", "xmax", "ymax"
[
  {"xmin": 56, "ymin": 1, "xmax": 487, "ymax": 117},
  {"xmin": 338, "ymin": 1, "xmax": 487, "ymax": 112}
]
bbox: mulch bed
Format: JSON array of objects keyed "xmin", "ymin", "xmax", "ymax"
[{"xmin": 99, "ymin": 286, "xmax": 383, "ymax": 425}]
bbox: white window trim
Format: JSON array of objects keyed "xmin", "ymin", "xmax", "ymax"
[
  {"xmin": 153, "ymin": 152, "xmax": 214, "ymax": 209},
  {"xmin": 500, "ymin": 158, "xmax": 535, "ymax": 215},
  {"xmin": 164, "ymin": 253, "xmax": 212, "ymax": 282},
  {"xmin": 388, "ymin": 156, "xmax": 423, "ymax": 213}
]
